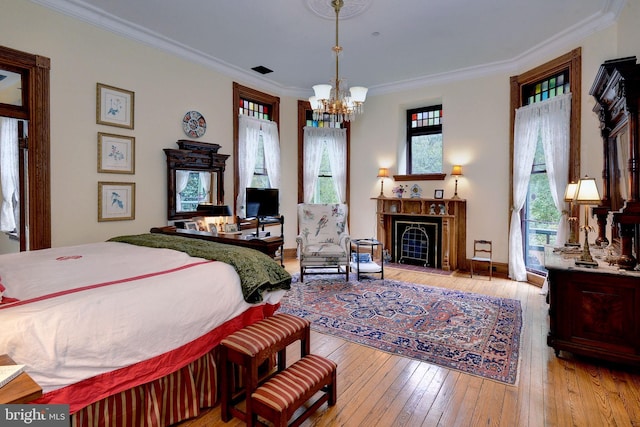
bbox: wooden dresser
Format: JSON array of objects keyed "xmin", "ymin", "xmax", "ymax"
[{"xmin": 545, "ymin": 247, "xmax": 640, "ymax": 365}]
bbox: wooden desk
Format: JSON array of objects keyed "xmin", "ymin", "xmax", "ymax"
[
  {"xmin": 545, "ymin": 247, "xmax": 640, "ymax": 365},
  {"xmin": 150, "ymin": 226, "xmax": 284, "ymax": 264},
  {"xmin": 0, "ymin": 354, "xmax": 42, "ymax": 404}
]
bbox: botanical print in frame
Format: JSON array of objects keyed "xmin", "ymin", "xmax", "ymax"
[
  {"xmin": 98, "ymin": 132, "xmax": 135, "ymax": 174},
  {"xmin": 98, "ymin": 181, "xmax": 135, "ymax": 221},
  {"xmin": 96, "ymin": 83, "xmax": 135, "ymax": 129}
]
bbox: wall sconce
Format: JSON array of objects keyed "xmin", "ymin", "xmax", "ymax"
[
  {"xmin": 572, "ymin": 176, "xmax": 601, "ymax": 267},
  {"xmin": 377, "ymin": 167, "xmax": 389, "ymax": 197},
  {"xmin": 451, "ymin": 165, "xmax": 463, "ymax": 199},
  {"xmin": 563, "ymin": 182, "xmax": 579, "ymax": 246}
]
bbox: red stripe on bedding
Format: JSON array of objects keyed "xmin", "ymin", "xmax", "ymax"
[
  {"xmin": 0, "ymin": 260, "xmax": 214, "ymax": 310},
  {"xmin": 33, "ymin": 302, "xmax": 279, "ymax": 413}
]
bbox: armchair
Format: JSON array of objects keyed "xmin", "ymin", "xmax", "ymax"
[{"xmin": 296, "ymin": 203, "xmax": 350, "ymax": 282}]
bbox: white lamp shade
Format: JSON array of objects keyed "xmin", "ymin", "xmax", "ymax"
[
  {"xmin": 563, "ymin": 182, "xmax": 578, "ymax": 202},
  {"xmin": 350, "ymin": 86, "xmax": 368, "ymax": 103},
  {"xmin": 573, "ymin": 177, "xmax": 601, "ymax": 205},
  {"xmin": 313, "ymin": 84, "xmax": 332, "ymax": 100},
  {"xmin": 309, "ymin": 96, "xmax": 319, "ymax": 110}
]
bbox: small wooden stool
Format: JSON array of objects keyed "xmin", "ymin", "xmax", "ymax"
[
  {"xmin": 220, "ymin": 313, "xmax": 311, "ymax": 425},
  {"xmin": 251, "ymin": 354, "xmax": 337, "ymax": 427}
]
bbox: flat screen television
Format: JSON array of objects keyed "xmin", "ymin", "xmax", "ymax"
[{"xmin": 246, "ymin": 187, "xmax": 279, "ymax": 219}]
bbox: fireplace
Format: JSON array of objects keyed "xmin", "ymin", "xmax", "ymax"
[
  {"xmin": 392, "ymin": 217, "xmax": 441, "ymax": 268},
  {"xmin": 375, "ymin": 197, "xmax": 466, "ymax": 271}
]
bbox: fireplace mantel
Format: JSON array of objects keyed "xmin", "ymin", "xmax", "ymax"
[{"xmin": 374, "ymin": 197, "xmax": 467, "ymax": 271}]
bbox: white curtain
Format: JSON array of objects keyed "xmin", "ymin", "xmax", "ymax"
[
  {"xmin": 237, "ymin": 114, "xmax": 281, "ymax": 217},
  {"xmin": 261, "ymin": 119, "xmax": 281, "ymax": 189},
  {"xmin": 199, "ymin": 171, "xmax": 210, "ymax": 203},
  {"xmin": 0, "ymin": 117, "xmax": 19, "ymax": 233},
  {"xmin": 175, "ymin": 170, "xmax": 190, "ymax": 212},
  {"xmin": 509, "ymin": 93, "xmax": 572, "ymax": 281},
  {"xmin": 303, "ymin": 127, "xmax": 347, "ymax": 203},
  {"xmin": 542, "ymin": 93, "xmax": 572, "ymax": 246}
]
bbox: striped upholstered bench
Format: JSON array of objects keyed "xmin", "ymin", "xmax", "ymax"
[
  {"xmin": 220, "ymin": 313, "xmax": 311, "ymax": 424},
  {"xmin": 251, "ymin": 354, "xmax": 337, "ymax": 427}
]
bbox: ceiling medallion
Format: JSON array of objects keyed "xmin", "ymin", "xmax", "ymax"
[{"xmin": 305, "ymin": 0, "xmax": 372, "ymax": 20}]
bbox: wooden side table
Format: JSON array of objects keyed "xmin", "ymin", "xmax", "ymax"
[{"xmin": 0, "ymin": 354, "xmax": 42, "ymax": 404}]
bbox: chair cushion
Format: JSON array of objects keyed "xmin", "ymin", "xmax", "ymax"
[
  {"xmin": 251, "ymin": 354, "xmax": 337, "ymax": 412},
  {"xmin": 302, "ymin": 243, "xmax": 348, "ymax": 258},
  {"xmin": 220, "ymin": 313, "xmax": 310, "ymax": 357},
  {"xmin": 298, "ymin": 204, "xmax": 348, "ymax": 245}
]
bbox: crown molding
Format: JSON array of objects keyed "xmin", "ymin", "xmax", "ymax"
[{"xmin": 31, "ymin": 0, "xmax": 627, "ymax": 99}]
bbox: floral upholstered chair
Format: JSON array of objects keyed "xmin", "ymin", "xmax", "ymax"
[{"xmin": 296, "ymin": 203, "xmax": 350, "ymax": 282}]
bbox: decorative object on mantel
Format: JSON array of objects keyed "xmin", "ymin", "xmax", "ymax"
[
  {"xmin": 434, "ymin": 189, "xmax": 444, "ymax": 199},
  {"xmin": 573, "ymin": 176, "xmax": 601, "ymax": 267},
  {"xmin": 392, "ymin": 185, "xmax": 406, "ymax": 198},
  {"xmin": 377, "ymin": 167, "xmax": 389, "ymax": 197},
  {"xmin": 409, "ymin": 183, "xmax": 422, "ymax": 198},
  {"xmin": 182, "ymin": 110, "xmax": 206, "ymax": 138},
  {"xmin": 308, "ymin": 0, "xmax": 368, "ymax": 125},
  {"xmin": 451, "ymin": 164, "xmax": 463, "ymax": 199},
  {"xmin": 563, "ymin": 181, "xmax": 579, "ymax": 246}
]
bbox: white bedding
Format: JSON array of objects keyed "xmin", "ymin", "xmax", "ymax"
[{"xmin": 0, "ymin": 241, "xmax": 284, "ymax": 395}]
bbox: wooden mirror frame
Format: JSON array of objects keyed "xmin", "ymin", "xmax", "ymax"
[{"xmin": 164, "ymin": 140, "xmax": 229, "ymax": 221}]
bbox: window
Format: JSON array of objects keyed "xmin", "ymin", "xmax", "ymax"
[
  {"xmin": 314, "ymin": 143, "xmax": 340, "ymax": 204},
  {"xmin": 233, "ymin": 83, "xmax": 280, "ymax": 218},
  {"xmin": 509, "ymin": 48, "xmax": 581, "ymax": 279},
  {"xmin": 297, "ymin": 100, "xmax": 350, "ymax": 205},
  {"xmin": 240, "ymin": 97, "xmax": 271, "ymax": 188},
  {"xmin": 406, "ymin": 105, "xmax": 443, "ymax": 175}
]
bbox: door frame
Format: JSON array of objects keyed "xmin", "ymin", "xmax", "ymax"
[{"xmin": 0, "ymin": 45, "xmax": 51, "ymax": 250}]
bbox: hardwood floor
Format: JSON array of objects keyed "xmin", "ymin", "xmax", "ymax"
[{"xmin": 178, "ymin": 259, "xmax": 640, "ymax": 427}]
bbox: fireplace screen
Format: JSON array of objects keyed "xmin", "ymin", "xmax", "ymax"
[{"xmin": 392, "ymin": 219, "xmax": 440, "ymax": 268}]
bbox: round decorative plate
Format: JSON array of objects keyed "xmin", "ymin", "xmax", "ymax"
[{"xmin": 182, "ymin": 111, "xmax": 206, "ymax": 138}]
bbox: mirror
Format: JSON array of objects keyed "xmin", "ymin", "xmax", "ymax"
[
  {"xmin": 175, "ymin": 169, "xmax": 218, "ymax": 213},
  {"xmin": 0, "ymin": 68, "xmax": 23, "ymax": 107},
  {"xmin": 165, "ymin": 140, "xmax": 229, "ymax": 221}
]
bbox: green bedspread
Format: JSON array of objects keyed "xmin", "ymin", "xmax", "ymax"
[{"xmin": 109, "ymin": 233, "xmax": 291, "ymax": 303}]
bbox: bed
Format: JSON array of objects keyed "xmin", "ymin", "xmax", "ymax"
[{"xmin": 0, "ymin": 233, "xmax": 291, "ymax": 426}]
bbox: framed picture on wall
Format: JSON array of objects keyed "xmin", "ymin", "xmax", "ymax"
[
  {"xmin": 434, "ymin": 189, "xmax": 444, "ymax": 199},
  {"xmin": 96, "ymin": 83, "xmax": 135, "ymax": 129},
  {"xmin": 98, "ymin": 181, "xmax": 135, "ymax": 221},
  {"xmin": 98, "ymin": 132, "xmax": 135, "ymax": 174}
]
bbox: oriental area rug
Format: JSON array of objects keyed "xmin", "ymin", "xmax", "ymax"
[{"xmin": 278, "ymin": 275, "xmax": 522, "ymax": 385}]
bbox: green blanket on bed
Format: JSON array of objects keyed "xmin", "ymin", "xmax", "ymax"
[{"xmin": 109, "ymin": 233, "xmax": 291, "ymax": 303}]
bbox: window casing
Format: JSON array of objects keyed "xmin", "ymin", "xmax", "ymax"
[
  {"xmin": 405, "ymin": 105, "xmax": 443, "ymax": 177},
  {"xmin": 232, "ymin": 83, "xmax": 280, "ymax": 217},
  {"xmin": 509, "ymin": 48, "xmax": 581, "ymax": 278}
]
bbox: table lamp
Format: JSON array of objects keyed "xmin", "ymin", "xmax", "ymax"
[
  {"xmin": 451, "ymin": 165, "xmax": 463, "ymax": 199},
  {"xmin": 377, "ymin": 167, "xmax": 389, "ymax": 197},
  {"xmin": 563, "ymin": 182, "xmax": 579, "ymax": 246},
  {"xmin": 572, "ymin": 176, "xmax": 601, "ymax": 267}
]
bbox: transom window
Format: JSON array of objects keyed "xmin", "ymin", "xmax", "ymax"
[
  {"xmin": 523, "ymin": 71, "xmax": 570, "ymax": 106},
  {"xmin": 406, "ymin": 105, "xmax": 443, "ymax": 175},
  {"xmin": 239, "ymin": 98, "xmax": 270, "ymax": 120}
]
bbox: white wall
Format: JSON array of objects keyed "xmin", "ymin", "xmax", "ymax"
[{"xmin": 2, "ymin": 0, "xmax": 639, "ymax": 265}]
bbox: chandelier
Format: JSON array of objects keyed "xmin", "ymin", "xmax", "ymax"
[{"xmin": 309, "ymin": 0, "xmax": 368, "ymax": 125}]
